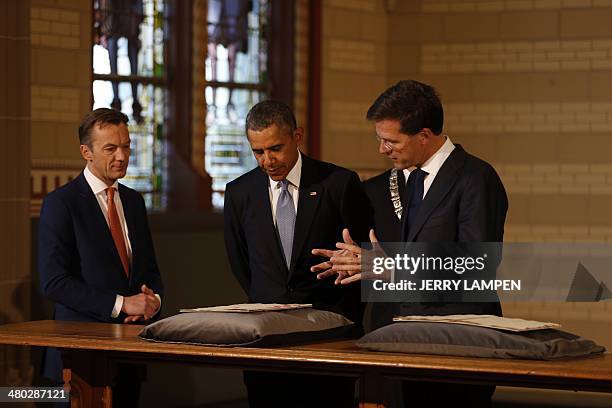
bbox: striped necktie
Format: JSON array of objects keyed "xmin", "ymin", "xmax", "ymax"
[
  {"xmin": 276, "ymin": 179, "xmax": 296, "ymax": 268},
  {"xmin": 106, "ymin": 187, "xmax": 130, "ymax": 277}
]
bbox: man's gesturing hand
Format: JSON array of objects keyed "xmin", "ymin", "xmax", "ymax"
[{"xmin": 311, "ymin": 229, "xmax": 385, "ymax": 285}]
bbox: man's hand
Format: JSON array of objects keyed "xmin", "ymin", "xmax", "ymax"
[
  {"xmin": 311, "ymin": 229, "xmax": 386, "ymax": 285},
  {"xmin": 311, "ymin": 229, "xmax": 373, "ymax": 285},
  {"xmin": 337, "ymin": 229, "xmax": 383, "ymax": 284},
  {"xmin": 121, "ymin": 284, "xmax": 160, "ymax": 323}
]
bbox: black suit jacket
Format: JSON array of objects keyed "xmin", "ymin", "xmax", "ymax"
[
  {"xmin": 363, "ymin": 169, "xmax": 405, "ymax": 244},
  {"xmin": 38, "ymin": 172, "xmax": 163, "ymax": 380},
  {"xmin": 224, "ymin": 154, "xmax": 372, "ymax": 323},
  {"xmin": 365, "ymin": 145, "xmax": 508, "ymax": 328},
  {"xmin": 401, "ymin": 144, "xmax": 507, "ymax": 244}
]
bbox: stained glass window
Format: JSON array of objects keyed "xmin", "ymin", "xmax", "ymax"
[
  {"xmin": 92, "ymin": 0, "xmax": 167, "ymax": 210},
  {"xmin": 205, "ymin": 0, "xmax": 269, "ymax": 210}
]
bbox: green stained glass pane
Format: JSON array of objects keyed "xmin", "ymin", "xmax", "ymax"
[
  {"xmin": 205, "ymin": 0, "xmax": 267, "ymax": 85},
  {"xmin": 92, "ymin": 0, "xmax": 167, "ymax": 211},
  {"xmin": 93, "ymin": 80, "xmax": 167, "ymax": 210},
  {"xmin": 205, "ymin": 0, "xmax": 269, "ymax": 210},
  {"xmin": 205, "ymin": 87, "xmax": 264, "ymax": 210},
  {"xmin": 93, "ymin": 0, "xmax": 165, "ymax": 78}
]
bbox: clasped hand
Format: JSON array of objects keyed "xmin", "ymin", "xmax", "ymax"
[{"xmin": 121, "ymin": 284, "xmax": 160, "ymax": 323}]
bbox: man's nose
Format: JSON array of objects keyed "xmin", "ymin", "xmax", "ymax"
[
  {"xmin": 115, "ymin": 147, "xmax": 128, "ymax": 161},
  {"xmin": 263, "ymin": 151, "xmax": 275, "ymax": 165},
  {"xmin": 378, "ymin": 140, "xmax": 388, "ymax": 154}
]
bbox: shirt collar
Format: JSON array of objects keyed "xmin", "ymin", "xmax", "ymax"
[
  {"xmin": 84, "ymin": 165, "xmax": 119, "ymax": 195},
  {"xmin": 403, "ymin": 136, "xmax": 455, "ymax": 180},
  {"xmin": 270, "ymin": 150, "xmax": 302, "ymax": 190}
]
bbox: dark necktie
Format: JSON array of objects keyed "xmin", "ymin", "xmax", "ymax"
[{"xmin": 402, "ymin": 168, "xmax": 428, "ymax": 241}]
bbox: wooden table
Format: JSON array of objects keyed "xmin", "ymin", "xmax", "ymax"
[{"xmin": 0, "ymin": 320, "xmax": 611, "ymax": 407}]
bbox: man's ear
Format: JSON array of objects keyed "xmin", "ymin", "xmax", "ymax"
[
  {"xmin": 421, "ymin": 128, "xmax": 435, "ymax": 137},
  {"xmin": 294, "ymin": 127, "xmax": 305, "ymax": 144},
  {"xmin": 80, "ymin": 144, "xmax": 92, "ymax": 161},
  {"xmin": 416, "ymin": 129, "xmax": 428, "ymax": 144}
]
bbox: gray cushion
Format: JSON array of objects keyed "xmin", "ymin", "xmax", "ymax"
[
  {"xmin": 356, "ymin": 322, "xmax": 606, "ymax": 360},
  {"xmin": 139, "ymin": 308, "xmax": 355, "ymax": 347}
]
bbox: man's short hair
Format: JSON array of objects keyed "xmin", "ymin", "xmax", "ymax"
[
  {"xmin": 245, "ymin": 100, "xmax": 297, "ymax": 135},
  {"xmin": 78, "ymin": 108, "xmax": 128, "ymax": 146},
  {"xmin": 366, "ymin": 80, "xmax": 444, "ymax": 135}
]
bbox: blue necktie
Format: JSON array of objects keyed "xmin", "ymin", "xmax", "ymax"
[
  {"xmin": 276, "ymin": 179, "xmax": 296, "ymax": 268},
  {"xmin": 403, "ymin": 168, "xmax": 428, "ymax": 241}
]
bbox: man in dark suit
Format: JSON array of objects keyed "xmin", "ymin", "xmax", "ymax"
[
  {"xmin": 38, "ymin": 108, "xmax": 163, "ymax": 405},
  {"xmin": 224, "ymin": 100, "xmax": 371, "ymax": 407},
  {"xmin": 312, "ymin": 80, "xmax": 508, "ymax": 407}
]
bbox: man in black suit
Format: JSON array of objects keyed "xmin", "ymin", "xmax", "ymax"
[
  {"xmin": 224, "ymin": 100, "xmax": 371, "ymax": 407},
  {"xmin": 313, "ymin": 80, "xmax": 508, "ymax": 407},
  {"xmin": 38, "ymin": 108, "xmax": 163, "ymax": 406}
]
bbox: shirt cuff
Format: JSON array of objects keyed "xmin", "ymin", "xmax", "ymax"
[{"xmin": 111, "ymin": 295, "xmax": 124, "ymax": 318}]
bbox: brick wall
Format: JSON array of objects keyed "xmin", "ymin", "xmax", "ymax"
[
  {"xmin": 29, "ymin": 0, "xmax": 91, "ymax": 215},
  {"xmin": 320, "ymin": 0, "xmax": 389, "ymax": 170},
  {"xmin": 320, "ymin": 0, "xmax": 612, "ymax": 352}
]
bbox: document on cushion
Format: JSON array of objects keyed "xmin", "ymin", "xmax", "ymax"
[
  {"xmin": 392, "ymin": 314, "xmax": 560, "ymax": 332},
  {"xmin": 180, "ymin": 303, "xmax": 313, "ymax": 313}
]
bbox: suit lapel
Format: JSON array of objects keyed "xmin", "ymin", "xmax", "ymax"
[
  {"xmin": 76, "ymin": 173, "xmax": 127, "ymax": 278},
  {"xmin": 289, "ymin": 155, "xmax": 321, "ymax": 275},
  {"xmin": 407, "ymin": 145, "xmax": 466, "ymax": 241},
  {"xmin": 399, "ymin": 169, "xmax": 411, "ymax": 241},
  {"xmin": 253, "ymin": 169, "xmax": 288, "ymax": 273},
  {"xmin": 397, "ymin": 169, "xmax": 407, "ymax": 207}
]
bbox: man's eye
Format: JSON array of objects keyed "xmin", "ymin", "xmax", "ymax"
[{"xmin": 253, "ymin": 150, "xmax": 263, "ymax": 155}]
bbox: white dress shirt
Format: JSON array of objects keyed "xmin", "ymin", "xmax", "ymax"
[
  {"xmin": 402, "ymin": 136, "xmax": 456, "ymax": 198},
  {"xmin": 268, "ymin": 151, "xmax": 302, "ymax": 225},
  {"xmin": 83, "ymin": 166, "xmax": 160, "ymax": 318}
]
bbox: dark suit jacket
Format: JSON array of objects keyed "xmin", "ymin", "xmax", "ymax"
[
  {"xmin": 224, "ymin": 154, "xmax": 372, "ymax": 324},
  {"xmin": 400, "ymin": 144, "xmax": 507, "ymax": 244},
  {"xmin": 38, "ymin": 172, "xmax": 163, "ymax": 381},
  {"xmin": 363, "ymin": 169, "xmax": 405, "ymax": 244},
  {"xmin": 365, "ymin": 145, "xmax": 508, "ymax": 328}
]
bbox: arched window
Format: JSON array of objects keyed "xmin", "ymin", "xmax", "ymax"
[
  {"xmin": 204, "ymin": 0, "xmax": 297, "ymax": 210},
  {"xmin": 204, "ymin": 0, "xmax": 268, "ymax": 210},
  {"xmin": 91, "ymin": 0, "xmax": 301, "ymax": 212},
  {"xmin": 92, "ymin": 0, "xmax": 167, "ymax": 209}
]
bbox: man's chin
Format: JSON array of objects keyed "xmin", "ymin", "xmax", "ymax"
[
  {"xmin": 264, "ymin": 169, "xmax": 287, "ymax": 181},
  {"xmin": 268, "ymin": 174, "xmax": 285, "ymax": 181},
  {"xmin": 111, "ymin": 170, "xmax": 127, "ymax": 180}
]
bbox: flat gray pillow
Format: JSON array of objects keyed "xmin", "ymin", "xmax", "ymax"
[
  {"xmin": 356, "ymin": 322, "xmax": 606, "ymax": 360},
  {"xmin": 139, "ymin": 308, "xmax": 355, "ymax": 347}
]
